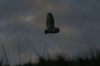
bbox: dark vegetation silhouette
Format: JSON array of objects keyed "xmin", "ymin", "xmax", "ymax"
[
  {"xmin": 21, "ymin": 48, "xmax": 100, "ymax": 66},
  {"xmin": 14, "ymin": 30, "xmax": 21, "ymax": 66},
  {"xmin": 0, "ymin": 49, "xmax": 100, "ymax": 66},
  {"xmin": 0, "ymin": 38, "xmax": 100, "ymax": 66}
]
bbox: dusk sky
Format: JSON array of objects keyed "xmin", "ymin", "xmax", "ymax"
[{"xmin": 0, "ymin": 0, "xmax": 100, "ymax": 65}]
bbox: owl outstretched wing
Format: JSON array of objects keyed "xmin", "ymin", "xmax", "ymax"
[{"xmin": 46, "ymin": 13, "xmax": 55, "ymax": 30}]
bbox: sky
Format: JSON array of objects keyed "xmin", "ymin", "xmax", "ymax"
[{"xmin": 0, "ymin": 0, "xmax": 100, "ymax": 65}]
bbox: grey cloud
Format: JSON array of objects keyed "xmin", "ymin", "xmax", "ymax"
[{"xmin": 0, "ymin": 0, "xmax": 100, "ymax": 64}]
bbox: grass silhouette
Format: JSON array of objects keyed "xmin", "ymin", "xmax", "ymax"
[
  {"xmin": 1, "ymin": 31, "xmax": 100, "ymax": 66},
  {"xmin": 0, "ymin": 47, "xmax": 100, "ymax": 66}
]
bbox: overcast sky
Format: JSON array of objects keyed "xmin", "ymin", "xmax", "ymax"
[{"xmin": 0, "ymin": 0, "xmax": 100, "ymax": 65}]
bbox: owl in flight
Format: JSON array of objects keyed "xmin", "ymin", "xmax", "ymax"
[{"xmin": 45, "ymin": 12, "xmax": 60, "ymax": 34}]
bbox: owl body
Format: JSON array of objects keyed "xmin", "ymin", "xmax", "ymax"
[{"xmin": 45, "ymin": 12, "xmax": 60, "ymax": 34}]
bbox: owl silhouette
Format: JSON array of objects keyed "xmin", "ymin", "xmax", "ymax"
[{"xmin": 45, "ymin": 12, "xmax": 60, "ymax": 34}]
